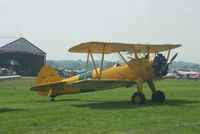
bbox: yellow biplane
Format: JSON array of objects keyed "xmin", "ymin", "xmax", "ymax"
[{"xmin": 30, "ymin": 42, "xmax": 181, "ymax": 104}]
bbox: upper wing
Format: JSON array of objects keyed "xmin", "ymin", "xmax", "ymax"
[
  {"xmin": 30, "ymin": 79, "xmax": 133, "ymax": 92},
  {"xmin": 68, "ymin": 41, "xmax": 182, "ymax": 54}
]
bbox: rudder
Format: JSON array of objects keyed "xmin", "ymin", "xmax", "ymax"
[
  {"xmin": 35, "ymin": 65, "xmax": 63, "ymax": 96},
  {"xmin": 36, "ymin": 65, "xmax": 63, "ymax": 85}
]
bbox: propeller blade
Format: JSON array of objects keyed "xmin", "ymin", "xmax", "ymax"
[
  {"xmin": 159, "ymin": 53, "xmax": 178, "ymax": 76},
  {"xmin": 169, "ymin": 53, "xmax": 178, "ymax": 64}
]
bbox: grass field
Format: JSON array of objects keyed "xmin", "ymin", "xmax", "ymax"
[{"xmin": 0, "ymin": 78, "xmax": 200, "ymax": 134}]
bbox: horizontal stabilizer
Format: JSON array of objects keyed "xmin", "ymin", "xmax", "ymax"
[{"xmin": 30, "ymin": 81, "xmax": 66, "ymax": 92}]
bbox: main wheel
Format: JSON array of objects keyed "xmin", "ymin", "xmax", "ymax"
[
  {"xmin": 152, "ymin": 90, "xmax": 165, "ymax": 103},
  {"xmin": 132, "ymin": 92, "xmax": 146, "ymax": 104}
]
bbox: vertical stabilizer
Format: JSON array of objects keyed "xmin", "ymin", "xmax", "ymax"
[{"xmin": 36, "ymin": 65, "xmax": 63, "ymax": 85}]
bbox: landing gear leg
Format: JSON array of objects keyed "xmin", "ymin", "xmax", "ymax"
[
  {"xmin": 147, "ymin": 80, "xmax": 165, "ymax": 103},
  {"xmin": 48, "ymin": 89, "xmax": 56, "ymax": 102},
  {"xmin": 132, "ymin": 78, "xmax": 146, "ymax": 104}
]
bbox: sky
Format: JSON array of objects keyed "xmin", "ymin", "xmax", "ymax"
[{"xmin": 0, "ymin": 0, "xmax": 199, "ymax": 63}]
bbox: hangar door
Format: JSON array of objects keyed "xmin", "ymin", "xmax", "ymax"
[{"xmin": 0, "ymin": 52, "xmax": 45, "ymax": 76}]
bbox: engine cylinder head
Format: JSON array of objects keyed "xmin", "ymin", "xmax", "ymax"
[{"xmin": 152, "ymin": 54, "xmax": 168, "ymax": 76}]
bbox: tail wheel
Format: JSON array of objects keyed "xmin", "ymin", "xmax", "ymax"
[
  {"xmin": 50, "ymin": 96, "xmax": 56, "ymax": 102},
  {"xmin": 132, "ymin": 92, "xmax": 146, "ymax": 104},
  {"xmin": 152, "ymin": 90, "xmax": 165, "ymax": 103}
]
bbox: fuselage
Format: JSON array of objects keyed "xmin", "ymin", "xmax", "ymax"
[
  {"xmin": 50, "ymin": 56, "xmax": 157, "ymax": 96},
  {"xmin": 32, "ymin": 42, "xmax": 181, "ymax": 100},
  {"xmin": 66, "ymin": 56, "xmax": 156, "ymax": 83}
]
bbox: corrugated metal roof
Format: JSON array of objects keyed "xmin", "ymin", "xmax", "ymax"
[
  {"xmin": 0, "ymin": 37, "xmax": 46, "ymax": 55},
  {"xmin": 0, "ymin": 37, "xmax": 20, "ymax": 47}
]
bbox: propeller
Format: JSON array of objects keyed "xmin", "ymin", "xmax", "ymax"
[
  {"xmin": 168, "ymin": 53, "xmax": 178, "ymax": 65},
  {"xmin": 159, "ymin": 53, "xmax": 178, "ymax": 75}
]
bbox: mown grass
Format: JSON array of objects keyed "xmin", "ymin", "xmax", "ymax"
[{"xmin": 0, "ymin": 78, "xmax": 200, "ymax": 134}]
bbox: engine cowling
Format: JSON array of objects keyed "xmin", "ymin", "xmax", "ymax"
[{"xmin": 152, "ymin": 54, "xmax": 168, "ymax": 76}]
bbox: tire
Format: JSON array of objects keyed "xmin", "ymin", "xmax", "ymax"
[
  {"xmin": 132, "ymin": 92, "xmax": 146, "ymax": 104},
  {"xmin": 50, "ymin": 96, "xmax": 56, "ymax": 102},
  {"xmin": 152, "ymin": 93, "xmax": 157, "ymax": 102},
  {"xmin": 152, "ymin": 90, "xmax": 165, "ymax": 103}
]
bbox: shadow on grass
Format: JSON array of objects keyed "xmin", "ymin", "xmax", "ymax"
[
  {"xmin": 72, "ymin": 99, "xmax": 200, "ymax": 109},
  {"xmin": 36, "ymin": 99, "xmax": 81, "ymax": 103},
  {"xmin": 0, "ymin": 108, "xmax": 26, "ymax": 113}
]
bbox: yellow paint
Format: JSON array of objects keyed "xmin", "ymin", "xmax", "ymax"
[
  {"xmin": 33, "ymin": 57, "xmax": 156, "ymax": 96},
  {"xmin": 36, "ymin": 65, "xmax": 63, "ymax": 96},
  {"xmin": 31, "ymin": 42, "xmax": 182, "ymax": 98},
  {"xmin": 90, "ymin": 52, "xmax": 99, "ymax": 78},
  {"xmin": 68, "ymin": 42, "xmax": 181, "ymax": 54},
  {"xmin": 99, "ymin": 45, "xmax": 105, "ymax": 80},
  {"xmin": 84, "ymin": 51, "xmax": 90, "ymax": 80},
  {"xmin": 100, "ymin": 57, "xmax": 155, "ymax": 81},
  {"xmin": 36, "ymin": 65, "xmax": 63, "ymax": 85}
]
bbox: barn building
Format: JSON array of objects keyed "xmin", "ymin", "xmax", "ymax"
[{"xmin": 0, "ymin": 37, "xmax": 46, "ymax": 76}]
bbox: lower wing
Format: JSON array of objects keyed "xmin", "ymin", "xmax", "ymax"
[{"xmin": 30, "ymin": 79, "xmax": 133, "ymax": 92}]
